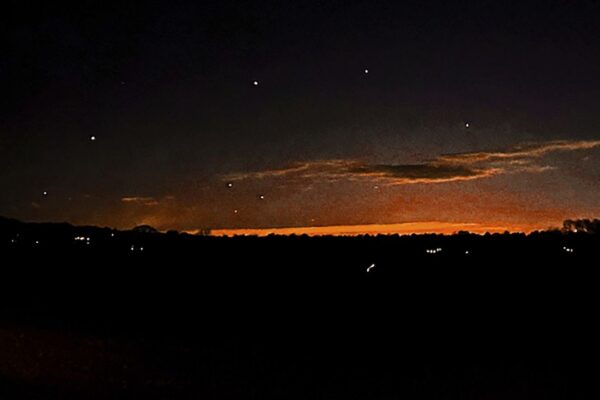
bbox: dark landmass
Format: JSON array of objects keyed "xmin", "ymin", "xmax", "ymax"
[{"xmin": 0, "ymin": 216, "xmax": 598, "ymax": 399}]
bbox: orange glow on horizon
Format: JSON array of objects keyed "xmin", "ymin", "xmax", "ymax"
[{"xmin": 199, "ymin": 221, "xmax": 544, "ymax": 237}]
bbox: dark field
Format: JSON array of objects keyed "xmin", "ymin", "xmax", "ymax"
[{"xmin": 0, "ymin": 217, "xmax": 598, "ymax": 399}]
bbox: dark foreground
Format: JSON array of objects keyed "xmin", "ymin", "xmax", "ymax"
[{"xmin": 0, "ymin": 217, "xmax": 598, "ymax": 399}]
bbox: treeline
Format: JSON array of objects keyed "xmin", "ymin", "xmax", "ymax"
[
  {"xmin": 3, "ymin": 216, "xmax": 600, "ymax": 240},
  {"xmin": 562, "ymin": 218, "xmax": 600, "ymax": 233}
]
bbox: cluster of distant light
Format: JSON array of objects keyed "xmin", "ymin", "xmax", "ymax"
[
  {"xmin": 5, "ymin": 232, "xmax": 577, "ymax": 259},
  {"xmin": 74, "ymin": 235, "xmax": 92, "ymax": 245},
  {"xmin": 7, "ymin": 232, "xmax": 150, "ymax": 253},
  {"xmin": 425, "ymin": 248, "xmax": 469, "ymax": 255},
  {"xmin": 425, "ymin": 248, "xmax": 443, "ymax": 254}
]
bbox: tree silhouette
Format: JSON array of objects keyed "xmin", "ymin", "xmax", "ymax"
[
  {"xmin": 562, "ymin": 219, "xmax": 600, "ymax": 233},
  {"xmin": 133, "ymin": 225, "xmax": 159, "ymax": 234}
]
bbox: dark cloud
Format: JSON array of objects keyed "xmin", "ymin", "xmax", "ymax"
[{"xmin": 347, "ymin": 163, "xmax": 498, "ymax": 184}]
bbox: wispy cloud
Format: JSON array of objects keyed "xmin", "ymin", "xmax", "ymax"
[
  {"xmin": 121, "ymin": 197, "xmax": 160, "ymax": 206},
  {"xmin": 436, "ymin": 140, "xmax": 600, "ymax": 164},
  {"xmin": 223, "ymin": 139, "xmax": 600, "ymax": 185}
]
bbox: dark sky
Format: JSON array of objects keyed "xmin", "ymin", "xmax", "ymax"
[{"xmin": 2, "ymin": 0, "xmax": 600, "ymax": 233}]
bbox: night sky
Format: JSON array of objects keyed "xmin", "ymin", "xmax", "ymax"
[{"xmin": 3, "ymin": 0, "xmax": 600, "ymax": 234}]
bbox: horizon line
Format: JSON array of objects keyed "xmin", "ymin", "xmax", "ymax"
[{"xmin": 187, "ymin": 221, "xmax": 547, "ymax": 237}]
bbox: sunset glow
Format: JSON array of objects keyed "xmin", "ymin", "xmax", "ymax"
[{"xmin": 205, "ymin": 221, "xmax": 540, "ymax": 237}]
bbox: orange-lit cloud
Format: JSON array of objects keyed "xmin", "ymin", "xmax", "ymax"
[
  {"xmin": 437, "ymin": 139, "xmax": 600, "ymax": 164},
  {"xmin": 222, "ymin": 139, "xmax": 600, "ymax": 185},
  {"xmin": 121, "ymin": 197, "xmax": 160, "ymax": 206}
]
